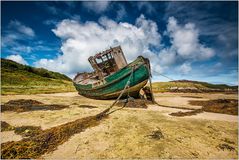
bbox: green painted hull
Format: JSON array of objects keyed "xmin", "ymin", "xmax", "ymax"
[{"xmin": 73, "ymin": 56, "xmax": 150, "ymax": 99}]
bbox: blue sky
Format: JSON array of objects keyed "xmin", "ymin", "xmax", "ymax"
[{"xmin": 1, "ymin": 1, "xmax": 238, "ymax": 85}]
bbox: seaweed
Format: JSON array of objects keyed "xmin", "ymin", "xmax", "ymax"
[
  {"xmin": 169, "ymin": 109, "xmax": 203, "ymax": 117},
  {"xmin": 116, "ymin": 99, "xmax": 152, "ymax": 109},
  {"xmin": 189, "ymin": 99, "xmax": 238, "ymax": 115},
  {"xmin": 1, "ymin": 99, "xmax": 69, "ymax": 112},
  {"xmin": 1, "ymin": 121, "xmax": 15, "ymax": 132},
  {"xmin": 217, "ymin": 143, "xmax": 235, "ymax": 151},
  {"xmin": 1, "ymin": 114, "xmax": 108, "ymax": 159},
  {"xmin": 14, "ymin": 126, "xmax": 43, "ymax": 137},
  {"xmin": 78, "ymin": 105, "xmax": 98, "ymax": 109},
  {"xmin": 146, "ymin": 128, "xmax": 164, "ymax": 140}
]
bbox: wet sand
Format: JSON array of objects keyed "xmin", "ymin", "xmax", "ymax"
[{"xmin": 1, "ymin": 92, "xmax": 238, "ymax": 159}]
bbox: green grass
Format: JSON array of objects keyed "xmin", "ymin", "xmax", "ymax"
[
  {"xmin": 1, "ymin": 58, "xmax": 75, "ymax": 95},
  {"xmin": 2, "ymin": 58, "xmax": 236, "ymax": 95},
  {"xmin": 152, "ymin": 80, "xmax": 237, "ymax": 93}
]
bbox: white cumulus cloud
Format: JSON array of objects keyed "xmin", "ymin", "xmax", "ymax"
[
  {"xmin": 155, "ymin": 16, "xmax": 215, "ymax": 75},
  {"xmin": 167, "ymin": 17, "xmax": 215, "ymax": 60},
  {"xmin": 35, "ymin": 15, "xmax": 161, "ymax": 77},
  {"xmin": 136, "ymin": 2, "xmax": 156, "ymax": 15},
  {"xmin": 9, "ymin": 20, "xmax": 35, "ymax": 37},
  {"xmin": 116, "ymin": 4, "xmax": 127, "ymax": 21},
  {"xmin": 82, "ymin": 1, "xmax": 110, "ymax": 13},
  {"xmin": 158, "ymin": 48, "xmax": 176, "ymax": 66},
  {"xmin": 178, "ymin": 62, "xmax": 192, "ymax": 74},
  {"xmin": 6, "ymin": 54, "xmax": 28, "ymax": 65},
  {"xmin": 35, "ymin": 15, "xmax": 215, "ymax": 78}
]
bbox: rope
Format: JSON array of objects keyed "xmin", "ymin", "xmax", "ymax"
[
  {"xmin": 152, "ymin": 70, "xmax": 175, "ymax": 81},
  {"xmin": 106, "ymin": 99, "xmax": 128, "ymax": 115},
  {"xmin": 96, "ymin": 66, "xmax": 135, "ymax": 118},
  {"xmin": 152, "ymin": 69, "xmax": 204, "ymax": 93},
  {"xmin": 146, "ymin": 64, "xmax": 156, "ymax": 103}
]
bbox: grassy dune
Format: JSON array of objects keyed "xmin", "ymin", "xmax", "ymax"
[
  {"xmin": 1, "ymin": 58, "xmax": 75, "ymax": 95},
  {"xmin": 152, "ymin": 80, "xmax": 237, "ymax": 93},
  {"xmin": 1, "ymin": 58, "xmax": 237, "ymax": 95}
]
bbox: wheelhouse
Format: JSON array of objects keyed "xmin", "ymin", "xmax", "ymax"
[{"xmin": 73, "ymin": 46, "xmax": 128, "ymax": 84}]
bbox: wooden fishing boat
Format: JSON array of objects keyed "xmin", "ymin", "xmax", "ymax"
[{"xmin": 73, "ymin": 46, "xmax": 150, "ymax": 99}]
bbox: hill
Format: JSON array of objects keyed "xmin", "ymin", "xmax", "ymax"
[
  {"xmin": 152, "ymin": 80, "xmax": 237, "ymax": 93},
  {"xmin": 1, "ymin": 58, "xmax": 75, "ymax": 95},
  {"xmin": 2, "ymin": 58, "xmax": 237, "ymax": 95}
]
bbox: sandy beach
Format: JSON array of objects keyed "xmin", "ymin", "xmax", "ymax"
[{"xmin": 1, "ymin": 92, "xmax": 238, "ymax": 159}]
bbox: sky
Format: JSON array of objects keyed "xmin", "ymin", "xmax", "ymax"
[{"xmin": 1, "ymin": 1, "xmax": 238, "ymax": 85}]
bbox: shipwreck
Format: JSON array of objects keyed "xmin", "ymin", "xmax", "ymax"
[{"xmin": 73, "ymin": 46, "xmax": 151, "ymax": 100}]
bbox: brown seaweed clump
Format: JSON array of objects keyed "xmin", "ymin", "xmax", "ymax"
[
  {"xmin": 1, "ymin": 121, "xmax": 15, "ymax": 132},
  {"xmin": 146, "ymin": 128, "xmax": 164, "ymax": 140},
  {"xmin": 1, "ymin": 120, "xmax": 43, "ymax": 137},
  {"xmin": 217, "ymin": 143, "xmax": 235, "ymax": 151},
  {"xmin": 1, "ymin": 99, "xmax": 69, "ymax": 112},
  {"xmin": 14, "ymin": 126, "xmax": 43, "ymax": 137},
  {"xmin": 116, "ymin": 99, "xmax": 152, "ymax": 109},
  {"xmin": 78, "ymin": 105, "xmax": 98, "ymax": 109},
  {"xmin": 1, "ymin": 113, "xmax": 107, "ymax": 159},
  {"xmin": 5, "ymin": 99, "xmax": 43, "ymax": 106},
  {"xmin": 169, "ymin": 109, "xmax": 203, "ymax": 117},
  {"xmin": 189, "ymin": 99, "xmax": 238, "ymax": 115},
  {"xmin": 181, "ymin": 96, "xmax": 203, "ymax": 99}
]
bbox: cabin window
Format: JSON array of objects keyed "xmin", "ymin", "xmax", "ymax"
[
  {"xmin": 96, "ymin": 58, "xmax": 102, "ymax": 63},
  {"xmin": 93, "ymin": 52, "xmax": 118, "ymax": 77},
  {"xmin": 102, "ymin": 55, "xmax": 108, "ymax": 61},
  {"xmin": 108, "ymin": 53, "xmax": 113, "ymax": 59}
]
